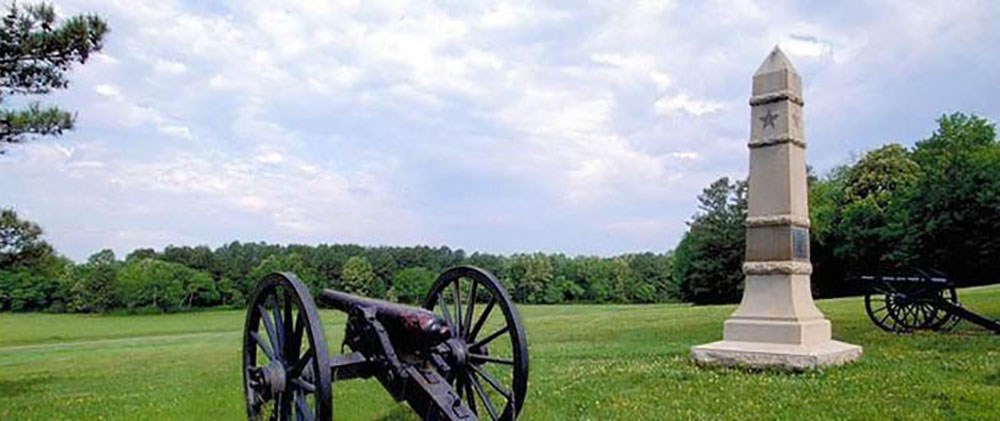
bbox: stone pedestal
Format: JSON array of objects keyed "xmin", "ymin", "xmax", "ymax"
[{"xmin": 690, "ymin": 47, "xmax": 862, "ymax": 370}]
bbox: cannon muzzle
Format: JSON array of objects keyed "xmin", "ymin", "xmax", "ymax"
[{"xmin": 319, "ymin": 289, "xmax": 451, "ymax": 346}]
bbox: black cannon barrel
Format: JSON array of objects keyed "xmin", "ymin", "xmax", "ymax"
[{"xmin": 319, "ymin": 289, "xmax": 451, "ymax": 346}]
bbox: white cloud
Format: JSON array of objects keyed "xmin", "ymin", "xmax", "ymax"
[
  {"xmin": 591, "ymin": 53, "xmax": 672, "ymax": 90},
  {"xmin": 153, "ymin": 58, "xmax": 188, "ymax": 75},
  {"xmin": 5, "ymin": 0, "xmax": 999, "ymax": 259},
  {"xmin": 255, "ymin": 151, "xmax": 285, "ymax": 164},
  {"xmin": 159, "ymin": 125, "xmax": 192, "ymax": 140},
  {"xmin": 654, "ymin": 94, "xmax": 723, "ymax": 117},
  {"xmin": 94, "ymin": 84, "xmax": 121, "ymax": 98}
]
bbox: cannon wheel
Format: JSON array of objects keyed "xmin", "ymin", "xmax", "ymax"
[
  {"xmin": 926, "ymin": 286, "xmax": 960, "ymax": 331},
  {"xmin": 425, "ymin": 266, "xmax": 529, "ymax": 420},
  {"xmin": 244, "ymin": 272, "xmax": 332, "ymax": 420},
  {"xmin": 864, "ymin": 283, "xmax": 910, "ymax": 333}
]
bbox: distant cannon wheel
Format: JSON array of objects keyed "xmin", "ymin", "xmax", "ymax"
[
  {"xmin": 865, "ymin": 283, "xmax": 911, "ymax": 333},
  {"xmin": 885, "ymin": 281, "xmax": 942, "ymax": 331},
  {"xmin": 425, "ymin": 266, "xmax": 529, "ymax": 421},
  {"xmin": 244, "ymin": 272, "xmax": 332, "ymax": 421},
  {"xmin": 926, "ymin": 286, "xmax": 961, "ymax": 331}
]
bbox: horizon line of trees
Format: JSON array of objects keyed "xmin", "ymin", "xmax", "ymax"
[{"xmin": 0, "ymin": 226, "xmax": 674, "ymax": 313}]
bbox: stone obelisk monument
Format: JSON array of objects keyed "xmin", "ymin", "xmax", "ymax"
[{"xmin": 690, "ymin": 47, "xmax": 862, "ymax": 370}]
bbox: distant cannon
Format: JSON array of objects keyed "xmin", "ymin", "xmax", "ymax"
[
  {"xmin": 860, "ymin": 269, "xmax": 1000, "ymax": 334},
  {"xmin": 242, "ymin": 266, "xmax": 529, "ymax": 420}
]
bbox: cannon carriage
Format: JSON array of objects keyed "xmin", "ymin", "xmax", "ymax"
[
  {"xmin": 861, "ymin": 269, "xmax": 1000, "ymax": 334},
  {"xmin": 242, "ymin": 266, "xmax": 528, "ymax": 420}
]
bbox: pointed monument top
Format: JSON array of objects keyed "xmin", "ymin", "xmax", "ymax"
[{"xmin": 754, "ymin": 45, "xmax": 797, "ymax": 76}]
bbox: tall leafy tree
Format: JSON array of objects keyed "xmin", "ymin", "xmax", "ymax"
[
  {"xmin": 249, "ymin": 252, "xmax": 321, "ymax": 295},
  {"xmin": 905, "ymin": 113, "xmax": 1000, "ymax": 283},
  {"xmin": 70, "ymin": 249, "xmax": 119, "ymax": 313},
  {"xmin": 117, "ymin": 258, "xmax": 217, "ymax": 312},
  {"xmin": 836, "ymin": 144, "xmax": 921, "ymax": 270},
  {"xmin": 0, "ymin": 208, "xmax": 53, "ymax": 268},
  {"xmin": 671, "ymin": 177, "xmax": 747, "ymax": 304},
  {"xmin": 341, "ymin": 256, "xmax": 377, "ymax": 297},
  {"xmin": 507, "ymin": 253, "xmax": 554, "ymax": 304},
  {"xmin": 1, "ymin": 2, "xmax": 108, "ymax": 149},
  {"xmin": 392, "ymin": 266, "xmax": 436, "ymax": 304}
]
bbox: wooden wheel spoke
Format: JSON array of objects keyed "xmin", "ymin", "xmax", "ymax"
[
  {"xmin": 437, "ymin": 293, "xmax": 455, "ymax": 336},
  {"xmin": 271, "ymin": 296, "xmax": 285, "ymax": 352},
  {"xmin": 472, "ymin": 325, "xmax": 509, "ymax": 349},
  {"xmin": 280, "ymin": 390, "xmax": 293, "ymax": 420},
  {"xmin": 469, "ymin": 364, "xmax": 512, "ymax": 400},
  {"xmin": 293, "ymin": 312, "xmax": 305, "ymax": 348},
  {"xmin": 877, "ymin": 311, "xmax": 893, "ymax": 326},
  {"xmin": 464, "ymin": 281, "xmax": 478, "ymax": 340},
  {"xmin": 283, "ymin": 288, "xmax": 294, "ymax": 355},
  {"xmin": 469, "ymin": 298, "xmax": 495, "ymax": 342},
  {"xmin": 295, "ymin": 391, "xmax": 314, "ymax": 421},
  {"xmin": 453, "ymin": 279, "xmax": 463, "ymax": 335},
  {"xmin": 462, "ymin": 377, "xmax": 479, "ymax": 416},
  {"xmin": 290, "ymin": 350, "xmax": 313, "ymax": 377},
  {"xmin": 251, "ymin": 331, "xmax": 277, "ymax": 361},
  {"xmin": 469, "ymin": 353, "xmax": 514, "ymax": 366},
  {"xmin": 292, "ymin": 377, "xmax": 316, "ymax": 393},
  {"xmin": 464, "ymin": 376, "xmax": 478, "ymax": 416},
  {"xmin": 258, "ymin": 304, "xmax": 281, "ymax": 358},
  {"xmin": 469, "ymin": 371, "xmax": 500, "ymax": 420}
]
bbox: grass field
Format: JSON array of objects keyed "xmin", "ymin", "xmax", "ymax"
[{"xmin": 2, "ymin": 285, "xmax": 999, "ymax": 420}]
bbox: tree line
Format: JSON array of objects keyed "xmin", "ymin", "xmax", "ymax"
[
  {"xmin": 673, "ymin": 112, "xmax": 1000, "ymax": 303},
  {"xmin": 0, "ymin": 221, "xmax": 673, "ymax": 312}
]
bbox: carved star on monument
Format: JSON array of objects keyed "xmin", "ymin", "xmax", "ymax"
[{"xmin": 760, "ymin": 108, "xmax": 778, "ymax": 129}]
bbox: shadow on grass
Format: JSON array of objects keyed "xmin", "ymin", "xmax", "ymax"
[
  {"xmin": 984, "ymin": 370, "xmax": 1000, "ymax": 386},
  {"xmin": 0, "ymin": 375, "xmax": 53, "ymax": 399}
]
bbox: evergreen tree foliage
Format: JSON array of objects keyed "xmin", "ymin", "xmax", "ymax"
[
  {"xmin": 671, "ymin": 177, "xmax": 747, "ymax": 304},
  {"xmin": 1, "ymin": 2, "xmax": 108, "ymax": 148},
  {"xmin": 0, "ymin": 207, "xmax": 53, "ymax": 268}
]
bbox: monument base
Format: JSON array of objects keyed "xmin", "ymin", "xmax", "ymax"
[{"xmin": 690, "ymin": 340, "xmax": 862, "ymax": 371}]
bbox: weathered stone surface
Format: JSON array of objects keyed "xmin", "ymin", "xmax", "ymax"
[
  {"xmin": 690, "ymin": 46, "xmax": 861, "ymax": 370},
  {"xmin": 690, "ymin": 340, "xmax": 863, "ymax": 371}
]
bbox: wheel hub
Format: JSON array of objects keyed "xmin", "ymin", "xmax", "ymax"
[
  {"xmin": 447, "ymin": 338, "xmax": 468, "ymax": 366},
  {"xmin": 261, "ymin": 359, "xmax": 287, "ymax": 396}
]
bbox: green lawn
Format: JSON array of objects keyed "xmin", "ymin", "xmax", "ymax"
[{"xmin": 2, "ymin": 286, "xmax": 999, "ymax": 420}]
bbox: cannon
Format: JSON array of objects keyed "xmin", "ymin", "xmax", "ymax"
[
  {"xmin": 242, "ymin": 266, "xmax": 529, "ymax": 420},
  {"xmin": 860, "ymin": 269, "xmax": 1000, "ymax": 334}
]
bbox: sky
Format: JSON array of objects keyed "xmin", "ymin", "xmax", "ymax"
[{"xmin": 2, "ymin": 0, "xmax": 999, "ymax": 261}]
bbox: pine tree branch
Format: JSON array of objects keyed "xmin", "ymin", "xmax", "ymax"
[{"xmin": 0, "ymin": 103, "xmax": 75, "ymax": 146}]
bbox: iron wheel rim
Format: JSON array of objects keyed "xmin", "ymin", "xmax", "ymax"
[
  {"xmin": 243, "ymin": 272, "xmax": 332, "ymax": 421},
  {"xmin": 424, "ymin": 266, "xmax": 529, "ymax": 420}
]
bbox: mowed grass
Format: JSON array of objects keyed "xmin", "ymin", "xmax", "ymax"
[{"xmin": 2, "ymin": 286, "xmax": 999, "ymax": 420}]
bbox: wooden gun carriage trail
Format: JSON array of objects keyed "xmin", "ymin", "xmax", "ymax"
[
  {"xmin": 242, "ymin": 266, "xmax": 529, "ymax": 421},
  {"xmin": 860, "ymin": 269, "xmax": 1000, "ymax": 335}
]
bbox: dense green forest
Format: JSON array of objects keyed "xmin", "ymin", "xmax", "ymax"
[
  {"xmin": 673, "ymin": 112, "xmax": 1000, "ymax": 303},
  {"xmin": 2, "ymin": 113, "xmax": 998, "ymax": 312}
]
